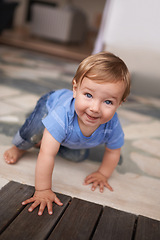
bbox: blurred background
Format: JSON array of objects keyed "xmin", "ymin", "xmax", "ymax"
[
  {"xmin": 0, "ymin": 0, "xmax": 106, "ymax": 61},
  {"xmin": 1, "ymin": 0, "xmax": 159, "ymax": 98}
]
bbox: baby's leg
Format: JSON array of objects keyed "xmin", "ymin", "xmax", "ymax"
[
  {"xmin": 4, "ymin": 146, "xmax": 26, "ymax": 164},
  {"xmin": 4, "ymin": 139, "xmax": 42, "ymax": 164},
  {"xmin": 4, "ymin": 91, "xmax": 51, "ymax": 165}
]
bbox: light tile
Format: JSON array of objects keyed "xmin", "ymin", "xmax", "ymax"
[
  {"xmin": 0, "ymin": 134, "xmax": 12, "ymax": 146},
  {"xmin": 0, "ymin": 115, "xmax": 19, "ymax": 123},
  {"xmin": 124, "ymin": 121, "xmax": 160, "ymax": 139},
  {"xmin": 131, "ymin": 152, "xmax": 160, "ymax": 178},
  {"xmin": 0, "ymin": 64, "xmax": 60, "ymax": 81},
  {"xmin": 132, "ymin": 95, "xmax": 160, "ymax": 109},
  {"xmin": 0, "ymin": 85, "xmax": 21, "ymax": 98},
  {"xmin": 117, "ymin": 109, "xmax": 152, "ymax": 123},
  {"xmin": 132, "ymin": 138, "xmax": 160, "ymax": 158},
  {"xmin": 0, "ymin": 102, "xmax": 23, "ymax": 116},
  {"xmin": 4, "ymin": 94, "xmax": 39, "ymax": 111},
  {"xmin": 0, "ymin": 178, "xmax": 9, "ymax": 190}
]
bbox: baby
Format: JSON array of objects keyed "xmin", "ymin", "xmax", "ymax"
[{"xmin": 4, "ymin": 52, "xmax": 130, "ymax": 215}]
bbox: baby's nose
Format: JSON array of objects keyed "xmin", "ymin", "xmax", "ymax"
[{"xmin": 90, "ymin": 101, "xmax": 100, "ymax": 112}]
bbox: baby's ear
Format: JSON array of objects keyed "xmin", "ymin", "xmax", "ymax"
[
  {"xmin": 119, "ymin": 98, "xmax": 126, "ymax": 106},
  {"xmin": 72, "ymin": 79, "xmax": 77, "ymax": 98},
  {"xmin": 122, "ymin": 98, "xmax": 126, "ymax": 103}
]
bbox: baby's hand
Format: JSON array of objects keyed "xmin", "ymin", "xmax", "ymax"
[
  {"xmin": 84, "ymin": 171, "xmax": 113, "ymax": 192},
  {"xmin": 22, "ymin": 189, "xmax": 63, "ymax": 215}
]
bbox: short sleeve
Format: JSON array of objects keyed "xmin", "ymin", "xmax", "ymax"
[
  {"xmin": 105, "ymin": 116, "xmax": 124, "ymax": 149},
  {"xmin": 42, "ymin": 106, "xmax": 67, "ymax": 143}
]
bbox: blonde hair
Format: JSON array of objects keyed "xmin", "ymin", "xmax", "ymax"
[{"xmin": 73, "ymin": 51, "xmax": 130, "ymax": 102}]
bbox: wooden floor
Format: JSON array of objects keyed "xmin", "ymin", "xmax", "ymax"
[
  {"xmin": 0, "ymin": 28, "xmax": 93, "ymax": 62},
  {"xmin": 0, "ymin": 181, "xmax": 160, "ymax": 240}
]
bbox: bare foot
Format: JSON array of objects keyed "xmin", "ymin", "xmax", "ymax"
[{"xmin": 4, "ymin": 146, "xmax": 26, "ymax": 164}]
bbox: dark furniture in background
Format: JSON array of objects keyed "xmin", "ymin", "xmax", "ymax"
[
  {"xmin": 26, "ymin": 0, "xmax": 58, "ymax": 21},
  {"xmin": 0, "ymin": 0, "xmax": 19, "ymax": 34}
]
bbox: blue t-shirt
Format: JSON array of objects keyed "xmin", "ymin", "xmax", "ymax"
[{"xmin": 42, "ymin": 89, "xmax": 124, "ymax": 149}]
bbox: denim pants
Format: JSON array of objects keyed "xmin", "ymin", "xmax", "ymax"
[{"xmin": 13, "ymin": 91, "xmax": 89, "ymax": 162}]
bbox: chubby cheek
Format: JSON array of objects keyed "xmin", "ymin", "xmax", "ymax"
[
  {"xmin": 101, "ymin": 108, "xmax": 116, "ymax": 123},
  {"xmin": 74, "ymin": 98, "xmax": 84, "ymax": 116}
]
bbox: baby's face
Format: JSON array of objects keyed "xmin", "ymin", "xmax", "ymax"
[{"xmin": 73, "ymin": 77, "xmax": 125, "ymax": 134}]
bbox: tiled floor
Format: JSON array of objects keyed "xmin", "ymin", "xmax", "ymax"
[{"xmin": 0, "ymin": 45, "xmax": 160, "ymax": 221}]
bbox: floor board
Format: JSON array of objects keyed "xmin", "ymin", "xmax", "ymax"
[
  {"xmin": 92, "ymin": 206, "xmax": 137, "ymax": 240},
  {"xmin": 48, "ymin": 198, "xmax": 102, "ymax": 240},
  {"xmin": 1, "ymin": 181, "xmax": 160, "ymax": 240},
  {"xmin": 135, "ymin": 215, "xmax": 160, "ymax": 240}
]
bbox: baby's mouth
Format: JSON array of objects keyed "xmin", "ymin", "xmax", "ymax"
[{"xmin": 85, "ymin": 113, "xmax": 99, "ymax": 121}]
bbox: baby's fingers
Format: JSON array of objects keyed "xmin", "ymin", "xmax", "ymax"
[
  {"xmin": 91, "ymin": 181, "xmax": 98, "ymax": 191},
  {"xmin": 84, "ymin": 174, "xmax": 92, "ymax": 182},
  {"xmin": 104, "ymin": 182, "xmax": 113, "ymax": 192},
  {"xmin": 22, "ymin": 197, "xmax": 35, "ymax": 206},
  {"xmin": 45, "ymin": 196, "xmax": 63, "ymax": 215},
  {"xmin": 28, "ymin": 200, "xmax": 41, "ymax": 213},
  {"xmin": 38, "ymin": 201, "xmax": 47, "ymax": 216},
  {"xmin": 84, "ymin": 177, "xmax": 97, "ymax": 185},
  {"xmin": 47, "ymin": 201, "xmax": 53, "ymax": 215},
  {"xmin": 54, "ymin": 196, "xmax": 63, "ymax": 206},
  {"xmin": 99, "ymin": 182, "xmax": 104, "ymax": 193}
]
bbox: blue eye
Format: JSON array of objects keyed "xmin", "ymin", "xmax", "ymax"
[
  {"xmin": 86, "ymin": 93, "xmax": 92, "ymax": 98},
  {"xmin": 105, "ymin": 100, "xmax": 112, "ymax": 105}
]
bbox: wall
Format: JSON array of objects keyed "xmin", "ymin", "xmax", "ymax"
[{"xmin": 94, "ymin": 0, "xmax": 160, "ymax": 96}]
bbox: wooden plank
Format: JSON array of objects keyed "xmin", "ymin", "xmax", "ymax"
[
  {"xmin": 0, "ymin": 191, "xmax": 71, "ymax": 240},
  {"xmin": 134, "ymin": 215, "xmax": 160, "ymax": 240},
  {"xmin": 48, "ymin": 198, "xmax": 103, "ymax": 240},
  {"xmin": 92, "ymin": 206, "xmax": 137, "ymax": 240},
  {"xmin": 0, "ymin": 181, "xmax": 34, "ymax": 234}
]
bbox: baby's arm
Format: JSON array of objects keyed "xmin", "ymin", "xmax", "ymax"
[
  {"xmin": 22, "ymin": 128, "xmax": 63, "ymax": 215},
  {"xmin": 84, "ymin": 147, "xmax": 121, "ymax": 192}
]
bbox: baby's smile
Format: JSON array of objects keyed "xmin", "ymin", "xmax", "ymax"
[{"xmin": 85, "ymin": 112, "xmax": 99, "ymax": 121}]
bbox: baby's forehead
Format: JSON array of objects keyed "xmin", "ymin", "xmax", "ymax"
[
  {"xmin": 80, "ymin": 75, "xmax": 122, "ymax": 85},
  {"xmin": 80, "ymin": 76, "xmax": 123, "ymax": 87}
]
